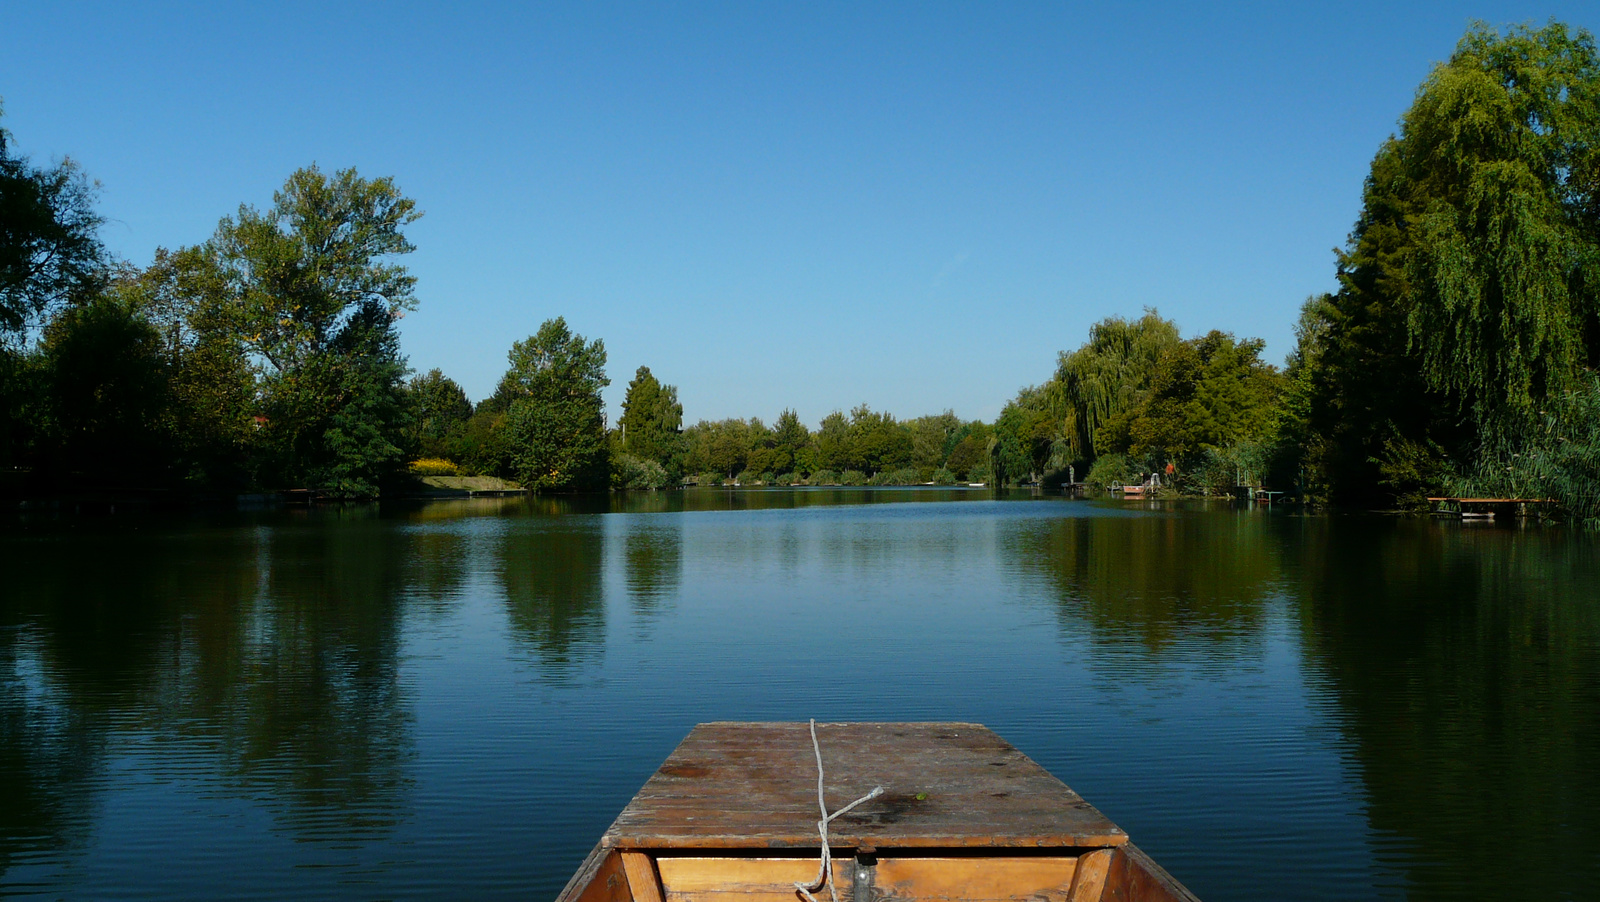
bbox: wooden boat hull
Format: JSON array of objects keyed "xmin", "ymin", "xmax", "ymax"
[
  {"xmin": 557, "ymin": 723, "xmax": 1201, "ymax": 902},
  {"xmin": 558, "ymin": 842, "xmax": 1198, "ymax": 902}
]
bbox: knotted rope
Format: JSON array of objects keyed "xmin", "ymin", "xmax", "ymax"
[{"xmin": 794, "ymin": 719, "xmax": 884, "ymax": 902}]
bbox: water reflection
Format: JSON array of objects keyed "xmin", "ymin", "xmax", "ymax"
[
  {"xmin": 497, "ymin": 518, "xmax": 606, "ymax": 674},
  {"xmin": 622, "ymin": 520, "xmax": 681, "ymax": 619},
  {"xmin": 0, "ymin": 512, "xmax": 418, "ymax": 856},
  {"xmin": 217, "ymin": 520, "xmax": 413, "ymax": 833},
  {"xmin": 1006, "ymin": 506, "xmax": 1278, "ymax": 654},
  {"xmin": 1290, "ymin": 519, "xmax": 1600, "ymax": 899},
  {"xmin": 0, "ymin": 633, "xmax": 99, "ymax": 877},
  {"xmin": 3, "ymin": 493, "xmax": 1598, "ymax": 900}
]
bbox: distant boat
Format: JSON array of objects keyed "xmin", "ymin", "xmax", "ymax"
[
  {"xmin": 967, "ymin": 482, "xmax": 987, "ymax": 487},
  {"xmin": 557, "ymin": 721, "xmax": 1201, "ymax": 902}
]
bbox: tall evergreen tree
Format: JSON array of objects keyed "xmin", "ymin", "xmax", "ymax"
[
  {"xmin": 406, "ymin": 368, "xmax": 473, "ymax": 460},
  {"xmin": 617, "ymin": 366, "xmax": 683, "ymax": 467}
]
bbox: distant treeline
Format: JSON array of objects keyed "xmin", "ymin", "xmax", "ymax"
[{"xmin": 2, "ymin": 23, "xmax": 1597, "ymax": 523}]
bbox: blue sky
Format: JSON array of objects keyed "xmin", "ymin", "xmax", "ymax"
[{"xmin": 3, "ymin": 2, "xmax": 1595, "ymax": 425}]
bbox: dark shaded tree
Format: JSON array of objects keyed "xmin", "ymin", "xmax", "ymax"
[
  {"xmin": 0, "ymin": 104, "xmax": 106, "ymax": 338},
  {"xmin": 405, "ymin": 368, "xmax": 472, "ymax": 460},
  {"xmin": 35, "ymin": 296, "xmax": 173, "ymax": 481}
]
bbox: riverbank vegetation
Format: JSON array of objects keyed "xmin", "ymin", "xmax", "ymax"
[{"xmin": 1, "ymin": 22, "xmax": 1596, "ymax": 522}]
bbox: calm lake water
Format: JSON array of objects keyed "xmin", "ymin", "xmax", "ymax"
[{"xmin": 2, "ymin": 489, "xmax": 1597, "ymax": 900}]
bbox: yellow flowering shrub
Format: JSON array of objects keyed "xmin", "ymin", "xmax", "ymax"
[{"xmin": 409, "ymin": 457, "xmax": 459, "ymax": 477}]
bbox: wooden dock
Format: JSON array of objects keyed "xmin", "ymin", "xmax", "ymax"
[
  {"xmin": 1428, "ymin": 497, "xmax": 1549, "ymax": 519},
  {"xmin": 558, "ymin": 721, "xmax": 1199, "ymax": 902}
]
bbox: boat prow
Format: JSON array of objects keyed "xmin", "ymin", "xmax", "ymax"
[{"xmin": 557, "ymin": 722, "xmax": 1200, "ymax": 902}]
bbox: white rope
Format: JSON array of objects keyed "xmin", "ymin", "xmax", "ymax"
[{"xmin": 794, "ymin": 719, "xmax": 884, "ymax": 902}]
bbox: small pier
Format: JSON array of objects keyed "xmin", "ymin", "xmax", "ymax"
[{"xmin": 1428, "ymin": 497, "xmax": 1549, "ymax": 520}]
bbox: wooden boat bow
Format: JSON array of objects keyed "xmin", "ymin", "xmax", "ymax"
[{"xmin": 557, "ymin": 722, "xmax": 1200, "ymax": 902}]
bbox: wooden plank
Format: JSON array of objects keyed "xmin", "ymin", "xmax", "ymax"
[
  {"xmin": 557, "ymin": 845, "xmax": 634, "ymax": 902},
  {"xmin": 1067, "ymin": 849, "xmax": 1113, "ymax": 901},
  {"xmin": 1100, "ymin": 844, "xmax": 1202, "ymax": 902},
  {"xmin": 607, "ymin": 723, "xmax": 1127, "ymax": 851},
  {"xmin": 873, "ymin": 856, "xmax": 1078, "ymax": 901},
  {"xmin": 655, "ymin": 856, "xmax": 852, "ymax": 902},
  {"xmin": 623, "ymin": 851, "xmax": 666, "ymax": 902}
]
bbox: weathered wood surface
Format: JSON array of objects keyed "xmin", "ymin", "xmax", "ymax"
[
  {"xmin": 558, "ymin": 845, "xmax": 634, "ymax": 902},
  {"xmin": 606, "ymin": 722, "xmax": 1127, "ymax": 851},
  {"xmin": 1100, "ymin": 844, "xmax": 1202, "ymax": 902}
]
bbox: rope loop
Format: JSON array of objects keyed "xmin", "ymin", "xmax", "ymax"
[{"xmin": 793, "ymin": 719, "xmax": 884, "ymax": 902}]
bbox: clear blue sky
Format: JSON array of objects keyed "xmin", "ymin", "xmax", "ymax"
[{"xmin": 4, "ymin": 2, "xmax": 1594, "ymax": 425}]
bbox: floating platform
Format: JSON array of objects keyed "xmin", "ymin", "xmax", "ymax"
[{"xmin": 557, "ymin": 721, "xmax": 1199, "ymax": 902}]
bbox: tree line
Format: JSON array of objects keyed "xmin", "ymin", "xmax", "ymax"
[{"xmin": 2, "ymin": 22, "xmax": 1597, "ymax": 522}]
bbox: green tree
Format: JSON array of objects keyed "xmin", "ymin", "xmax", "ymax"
[
  {"xmin": 36, "ymin": 296, "xmax": 173, "ymax": 481},
  {"xmin": 313, "ymin": 300, "xmax": 411, "ymax": 496},
  {"xmin": 497, "ymin": 317, "xmax": 610, "ymax": 490},
  {"xmin": 0, "ymin": 103, "xmax": 106, "ymax": 338},
  {"xmin": 618, "ymin": 366, "xmax": 683, "ymax": 467},
  {"xmin": 771, "ymin": 408, "xmax": 811, "ymax": 476},
  {"xmin": 111, "ymin": 248, "xmax": 256, "ymax": 488},
  {"xmin": 683, "ymin": 418, "xmax": 751, "ymax": 479},
  {"xmin": 208, "ymin": 166, "xmax": 421, "ymax": 495},
  {"xmin": 993, "ymin": 386, "xmax": 1056, "ymax": 484},
  {"xmin": 405, "ymin": 368, "xmax": 473, "ymax": 460},
  {"xmin": 1302, "ymin": 22, "xmax": 1600, "ymax": 508},
  {"xmin": 1052, "ymin": 311, "xmax": 1183, "ymax": 462},
  {"xmin": 849, "ymin": 404, "xmax": 912, "ymax": 475},
  {"xmin": 906, "ymin": 411, "xmax": 961, "ymax": 478},
  {"xmin": 814, "ymin": 410, "xmax": 856, "ymax": 473},
  {"xmin": 0, "ymin": 106, "xmax": 108, "ymax": 473},
  {"xmin": 213, "ymin": 165, "xmax": 420, "ymax": 375},
  {"xmin": 1400, "ymin": 23, "xmax": 1600, "ymax": 433},
  {"xmin": 1100, "ymin": 331, "xmax": 1282, "ymax": 470}
]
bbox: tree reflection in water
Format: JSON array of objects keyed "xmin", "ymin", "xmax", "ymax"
[
  {"xmin": 621, "ymin": 519, "xmax": 682, "ymax": 625},
  {"xmin": 497, "ymin": 514, "xmax": 606, "ymax": 676},
  {"xmin": 1006, "ymin": 507, "xmax": 1279, "ymax": 656},
  {"xmin": 1290, "ymin": 519, "xmax": 1600, "ymax": 900},
  {"xmin": 0, "ymin": 509, "xmax": 419, "ymax": 856}
]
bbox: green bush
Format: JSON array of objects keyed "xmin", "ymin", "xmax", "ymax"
[
  {"xmin": 810, "ymin": 469, "xmax": 839, "ymax": 485},
  {"xmin": 1085, "ymin": 453, "xmax": 1131, "ymax": 489},
  {"xmin": 932, "ymin": 467, "xmax": 958, "ymax": 485},
  {"xmin": 613, "ymin": 453, "xmax": 673, "ymax": 490},
  {"xmin": 840, "ymin": 470, "xmax": 867, "ymax": 486}
]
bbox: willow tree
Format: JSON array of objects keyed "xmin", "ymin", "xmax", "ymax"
[
  {"xmin": 1297, "ymin": 21, "xmax": 1600, "ymax": 508},
  {"xmin": 1051, "ymin": 310, "xmax": 1182, "ymax": 461},
  {"xmin": 1399, "ymin": 22, "xmax": 1600, "ymax": 437}
]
